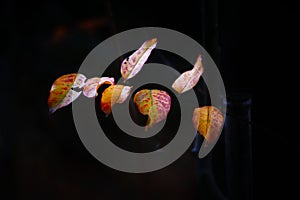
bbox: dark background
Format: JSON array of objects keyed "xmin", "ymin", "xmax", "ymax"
[{"xmin": 1, "ymin": 0, "xmax": 299, "ymax": 199}]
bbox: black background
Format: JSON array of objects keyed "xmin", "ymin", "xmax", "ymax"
[{"xmin": 1, "ymin": 0, "xmax": 299, "ymax": 199}]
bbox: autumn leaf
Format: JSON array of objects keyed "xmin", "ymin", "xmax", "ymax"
[
  {"xmin": 133, "ymin": 89, "xmax": 171, "ymax": 130},
  {"xmin": 82, "ymin": 77, "xmax": 114, "ymax": 98},
  {"xmin": 101, "ymin": 85, "xmax": 132, "ymax": 115},
  {"xmin": 121, "ymin": 38, "xmax": 157, "ymax": 82},
  {"xmin": 192, "ymin": 106, "xmax": 224, "ymax": 143},
  {"xmin": 172, "ymin": 54, "xmax": 204, "ymax": 94},
  {"xmin": 48, "ymin": 73, "xmax": 86, "ymax": 113}
]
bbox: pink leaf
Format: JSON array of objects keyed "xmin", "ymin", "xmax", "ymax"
[
  {"xmin": 172, "ymin": 54, "xmax": 204, "ymax": 94},
  {"xmin": 82, "ymin": 77, "xmax": 114, "ymax": 98},
  {"xmin": 121, "ymin": 38, "xmax": 157, "ymax": 82}
]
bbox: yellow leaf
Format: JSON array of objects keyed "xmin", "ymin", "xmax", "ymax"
[{"xmin": 193, "ymin": 106, "xmax": 224, "ymax": 143}]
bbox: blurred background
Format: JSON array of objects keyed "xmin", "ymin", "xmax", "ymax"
[{"xmin": 1, "ymin": 0, "xmax": 299, "ymax": 199}]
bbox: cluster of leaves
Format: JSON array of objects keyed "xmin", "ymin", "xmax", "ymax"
[{"xmin": 48, "ymin": 38, "xmax": 224, "ymax": 143}]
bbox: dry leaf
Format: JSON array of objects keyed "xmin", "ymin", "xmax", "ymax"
[
  {"xmin": 172, "ymin": 54, "xmax": 204, "ymax": 94},
  {"xmin": 48, "ymin": 73, "xmax": 86, "ymax": 113},
  {"xmin": 101, "ymin": 85, "xmax": 132, "ymax": 115},
  {"xmin": 193, "ymin": 106, "xmax": 224, "ymax": 143},
  {"xmin": 82, "ymin": 77, "xmax": 114, "ymax": 98},
  {"xmin": 121, "ymin": 38, "xmax": 157, "ymax": 82},
  {"xmin": 133, "ymin": 89, "xmax": 171, "ymax": 130}
]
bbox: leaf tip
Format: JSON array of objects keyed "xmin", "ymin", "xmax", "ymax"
[
  {"xmin": 171, "ymin": 82, "xmax": 183, "ymax": 94},
  {"xmin": 197, "ymin": 54, "xmax": 202, "ymax": 60},
  {"xmin": 49, "ymin": 108, "xmax": 56, "ymax": 114},
  {"xmin": 151, "ymin": 38, "xmax": 158, "ymax": 44}
]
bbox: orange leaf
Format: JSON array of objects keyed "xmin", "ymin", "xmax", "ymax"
[
  {"xmin": 48, "ymin": 73, "xmax": 86, "ymax": 113},
  {"xmin": 192, "ymin": 106, "xmax": 224, "ymax": 143},
  {"xmin": 100, "ymin": 85, "xmax": 132, "ymax": 115},
  {"xmin": 172, "ymin": 54, "xmax": 204, "ymax": 94}
]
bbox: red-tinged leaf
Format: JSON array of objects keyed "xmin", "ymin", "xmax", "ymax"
[
  {"xmin": 48, "ymin": 73, "xmax": 86, "ymax": 113},
  {"xmin": 172, "ymin": 54, "xmax": 204, "ymax": 94},
  {"xmin": 192, "ymin": 106, "xmax": 224, "ymax": 143},
  {"xmin": 82, "ymin": 77, "xmax": 114, "ymax": 98},
  {"xmin": 121, "ymin": 38, "xmax": 157, "ymax": 82},
  {"xmin": 100, "ymin": 85, "xmax": 132, "ymax": 115},
  {"xmin": 133, "ymin": 89, "xmax": 171, "ymax": 130}
]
